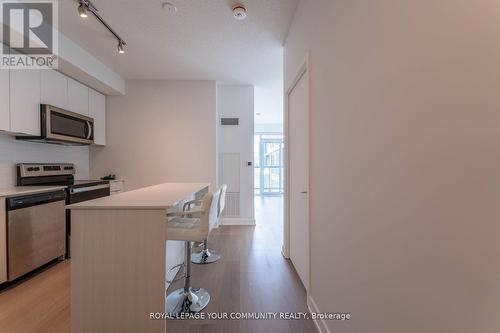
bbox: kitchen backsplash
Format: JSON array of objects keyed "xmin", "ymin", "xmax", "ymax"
[{"xmin": 0, "ymin": 132, "xmax": 90, "ymax": 187}]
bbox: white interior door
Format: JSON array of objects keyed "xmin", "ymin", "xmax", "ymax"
[{"xmin": 288, "ymin": 68, "xmax": 309, "ymax": 291}]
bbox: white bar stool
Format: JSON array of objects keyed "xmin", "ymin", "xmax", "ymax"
[
  {"xmin": 191, "ymin": 184, "xmax": 227, "ymax": 264},
  {"xmin": 165, "ymin": 189, "xmax": 219, "ymax": 315}
]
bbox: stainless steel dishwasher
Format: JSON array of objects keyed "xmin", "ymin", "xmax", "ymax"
[{"xmin": 6, "ymin": 190, "xmax": 66, "ymax": 281}]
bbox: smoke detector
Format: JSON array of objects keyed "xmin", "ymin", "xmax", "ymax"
[
  {"xmin": 161, "ymin": 1, "xmax": 177, "ymax": 12},
  {"xmin": 233, "ymin": 5, "xmax": 247, "ymax": 20}
]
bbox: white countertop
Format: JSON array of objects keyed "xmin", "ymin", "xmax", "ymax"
[
  {"xmin": 67, "ymin": 182, "xmax": 209, "ymax": 210},
  {"xmin": 0, "ymin": 186, "xmax": 67, "ymax": 198}
]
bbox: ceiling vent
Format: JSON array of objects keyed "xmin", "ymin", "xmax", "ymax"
[{"xmin": 221, "ymin": 118, "xmax": 239, "ymax": 126}]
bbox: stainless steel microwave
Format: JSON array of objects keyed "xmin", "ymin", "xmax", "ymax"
[{"xmin": 17, "ymin": 105, "xmax": 94, "ymax": 145}]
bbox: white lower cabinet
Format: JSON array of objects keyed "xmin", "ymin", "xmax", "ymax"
[
  {"xmin": 0, "ymin": 66, "xmax": 9, "ymax": 132},
  {"xmin": 10, "ymin": 69, "xmax": 41, "ymax": 136},
  {"xmin": 109, "ymin": 180, "xmax": 125, "ymax": 195}
]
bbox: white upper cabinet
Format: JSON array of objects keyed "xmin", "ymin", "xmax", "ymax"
[
  {"xmin": 10, "ymin": 68, "xmax": 41, "ymax": 136},
  {"xmin": 0, "ymin": 66, "xmax": 9, "ymax": 132},
  {"xmin": 41, "ymin": 70, "xmax": 68, "ymax": 109},
  {"xmin": 4, "ymin": 66, "xmax": 105, "ymax": 140},
  {"xmin": 67, "ymin": 78, "xmax": 89, "ymax": 116},
  {"xmin": 89, "ymin": 89, "xmax": 106, "ymax": 146}
]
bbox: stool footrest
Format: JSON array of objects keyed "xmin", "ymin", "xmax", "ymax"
[{"xmin": 166, "ymin": 263, "xmax": 185, "ymax": 284}]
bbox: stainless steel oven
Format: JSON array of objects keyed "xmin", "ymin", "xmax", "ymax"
[{"xmin": 16, "ymin": 105, "xmax": 94, "ymax": 145}]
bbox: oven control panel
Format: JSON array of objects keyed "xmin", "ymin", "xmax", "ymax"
[{"xmin": 17, "ymin": 163, "xmax": 75, "ymax": 178}]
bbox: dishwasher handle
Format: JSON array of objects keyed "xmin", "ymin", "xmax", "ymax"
[{"xmin": 6, "ymin": 190, "xmax": 66, "ymax": 211}]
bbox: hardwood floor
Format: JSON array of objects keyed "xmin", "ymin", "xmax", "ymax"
[
  {"xmin": 0, "ymin": 260, "xmax": 70, "ymax": 333},
  {"xmin": 0, "ymin": 196, "xmax": 316, "ymax": 333},
  {"xmin": 167, "ymin": 196, "xmax": 317, "ymax": 333}
]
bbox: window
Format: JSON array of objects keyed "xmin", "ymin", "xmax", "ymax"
[{"xmin": 254, "ymin": 134, "xmax": 284, "ymax": 196}]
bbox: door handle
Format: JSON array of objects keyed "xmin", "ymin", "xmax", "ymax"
[{"xmin": 300, "ymin": 191, "xmax": 308, "ymax": 194}]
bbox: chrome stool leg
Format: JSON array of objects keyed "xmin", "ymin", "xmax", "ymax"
[
  {"xmin": 166, "ymin": 241, "xmax": 210, "ymax": 315},
  {"xmin": 191, "ymin": 239, "xmax": 221, "ymax": 264}
]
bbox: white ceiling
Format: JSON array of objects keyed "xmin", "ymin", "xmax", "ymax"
[
  {"xmin": 59, "ymin": 0, "xmax": 297, "ymax": 82},
  {"xmin": 59, "ymin": 0, "xmax": 298, "ymax": 125}
]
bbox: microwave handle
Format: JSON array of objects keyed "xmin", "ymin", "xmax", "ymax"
[{"xmin": 86, "ymin": 121, "xmax": 93, "ymax": 140}]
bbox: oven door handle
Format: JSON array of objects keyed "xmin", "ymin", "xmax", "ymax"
[{"xmin": 70, "ymin": 184, "xmax": 110, "ymax": 194}]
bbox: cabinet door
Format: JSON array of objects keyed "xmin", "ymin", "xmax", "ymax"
[
  {"xmin": 89, "ymin": 89, "xmax": 106, "ymax": 145},
  {"xmin": 68, "ymin": 78, "xmax": 89, "ymax": 116},
  {"xmin": 41, "ymin": 70, "xmax": 68, "ymax": 109},
  {"xmin": 10, "ymin": 69, "xmax": 41, "ymax": 135},
  {"xmin": 0, "ymin": 66, "xmax": 9, "ymax": 132}
]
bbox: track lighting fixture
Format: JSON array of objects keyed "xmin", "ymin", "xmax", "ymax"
[
  {"xmin": 77, "ymin": 0, "xmax": 127, "ymax": 55},
  {"xmin": 77, "ymin": 4, "xmax": 88, "ymax": 18},
  {"xmin": 117, "ymin": 40, "xmax": 125, "ymax": 54}
]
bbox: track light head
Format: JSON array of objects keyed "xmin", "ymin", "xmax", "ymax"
[
  {"xmin": 117, "ymin": 41, "xmax": 125, "ymax": 54},
  {"xmin": 77, "ymin": 0, "xmax": 127, "ymax": 56},
  {"xmin": 78, "ymin": 4, "xmax": 88, "ymax": 18}
]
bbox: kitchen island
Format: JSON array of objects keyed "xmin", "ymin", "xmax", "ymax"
[{"xmin": 67, "ymin": 182, "xmax": 210, "ymax": 333}]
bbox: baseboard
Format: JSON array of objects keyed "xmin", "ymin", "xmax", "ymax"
[
  {"xmin": 219, "ymin": 218, "xmax": 256, "ymax": 226},
  {"xmin": 307, "ymin": 295, "xmax": 331, "ymax": 333}
]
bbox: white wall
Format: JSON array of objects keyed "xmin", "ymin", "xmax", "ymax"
[
  {"xmin": 0, "ymin": 133, "xmax": 89, "ymax": 187},
  {"xmin": 254, "ymin": 80, "xmax": 283, "ymax": 130},
  {"xmin": 217, "ymin": 85, "xmax": 255, "ymax": 224},
  {"xmin": 285, "ymin": 1, "xmax": 500, "ymax": 332},
  {"xmin": 254, "ymin": 47, "xmax": 283, "ymax": 133},
  {"xmin": 90, "ymin": 80, "xmax": 217, "ymax": 190}
]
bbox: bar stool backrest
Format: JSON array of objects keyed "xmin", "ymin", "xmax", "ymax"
[
  {"xmin": 208, "ymin": 188, "xmax": 220, "ymax": 229},
  {"xmin": 218, "ymin": 184, "xmax": 228, "ymax": 218},
  {"xmin": 198, "ymin": 192, "xmax": 214, "ymax": 236}
]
